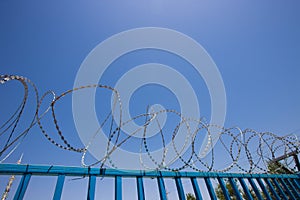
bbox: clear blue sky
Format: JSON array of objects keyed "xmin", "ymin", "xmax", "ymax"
[{"xmin": 1, "ymin": 1, "xmax": 300, "ymax": 199}]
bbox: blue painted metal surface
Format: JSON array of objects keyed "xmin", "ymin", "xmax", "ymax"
[
  {"xmin": 264, "ymin": 178, "xmax": 281, "ymax": 200},
  {"xmin": 190, "ymin": 177, "xmax": 202, "ymax": 200},
  {"xmin": 136, "ymin": 177, "xmax": 145, "ymax": 200},
  {"xmin": 217, "ymin": 177, "xmax": 230, "ymax": 200},
  {"xmin": 115, "ymin": 176, "xmax": 122, "ymax": 200},
  {"xmin": 272, "ymin": 178, "xmax": 289, "ymax": 200},
  {"xmin": 257, "ymin": 178, "xmax": 272, "ymax": 200},
  {"xmin": 287, "ymin": 178, "xmax": 300, "ymax": 199},
  {"xmin": 292, "ymin": 178, "xmax": 300, "ymax": 192},
  {"xmin": 248, "ymin": 177, "xmax": 264, "ymax": 200},
  {"xmin": 278, "ymin": 178, "xmax": 297, "ymax": 200},
  {"xmin": 204, "ymin": 177, "xmax": 217, "ymax": 200},
  {"xmin": 13, "ymin": 173, "xmax": 31, "ymax": 200},
  {"xmin": 238, "ymin": 177, "xmax": 253, "ymax": 200},
  {"xmin": 175, "ymin": 177, "xmax": 186, "ymax": 200},
  {"xmin": 53, "ymin": 175, "xmax": 65, "ymax": 200},
  {"xmin": 157, "ymin": 177, "xmax": 167, "ymax": 200},
  {"xmin": 87, "ymin": 175, "xmax": 96, "ymax": 200},
  {"xmin": 228, "ymin": 178, "xmax": 243, "ymax": 200},
  {"xmin": 0, "ymin": 164, "xmax": 299, "ymax": 200}
]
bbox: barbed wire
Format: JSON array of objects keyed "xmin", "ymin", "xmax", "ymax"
[{"xmin": 0, "ymin": 75, "xmax": 299, "ymax": 173}]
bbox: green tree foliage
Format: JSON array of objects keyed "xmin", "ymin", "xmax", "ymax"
[
  {"xmin": 267, "ymin": 161, "xmax": 293, "ymax": 174},
  {"xmin": 214, "ymin": 161, "xmax": 295, "ymax": 199},
  {"xmin": 267, "ymin": 161, "xmax": 296, "ymax": 199},
  {"xmin": 215, "ymin": 179, "xmax": 241, "ymax": 200},
  {"xmin": 215, "ymin": 178, "xmax": 261, "ymax": 200},
  {"xmin": 186, "ymin": 193, "xmax": 196, "ymax": 200}
]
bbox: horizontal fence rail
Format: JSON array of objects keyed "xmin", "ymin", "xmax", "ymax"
[{"xmin": 1, "ymin": 164, "xmax": 300, "ymax": 200}]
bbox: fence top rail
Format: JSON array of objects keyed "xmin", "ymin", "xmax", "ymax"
[{"xmin": 0, "ymin": 164, "xmax": 299, "ymax": 179}]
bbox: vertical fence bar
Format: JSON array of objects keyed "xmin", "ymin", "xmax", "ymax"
[
  {"xmin": 286, "ymin": 178, "xmax": 300, "ymax": 199},
  {"xmin": 53, "ymin": 174, "xmax": 65, "ymax": 200},
  {"xmin": 13, "ymin": 173, "xmax": 31, "ymax": 200},
  {"xmin": 157, "ymin": 177, "xmax": 167, "ymax": 200},
  {"xmin": 115, "ymin": 176, "xmax": 122, "ymax": 200},
  {"xmin": 190, "ymin": 177, "xmax": 203, "ymax": 200},
  {"xmin": 264, "ymin": 178, "xmax": 280, "ymax": 200},
  {"xmin": 175, "ymin": 177, "xmax": 186, "ymax": 200},
  {"xmin": 204, "ymin": 177, "xmax": 217, "ymax": 200},
  {"xmin": 292, "ymin": 178, "xmax": 300, "ymax": 191},
  {"xmin": 278, "ymin": 178, "xmax": 296, "ymax": 200},
  {"xmin": 272, "ymin": 178, "xmax": 288, "ymax": 200},
  {"xmin": 217, "ymin": 177, "xmax": 230, "ymax": 200},
  {"xmin": 238, "ymin": 177, "xmax": 253, "ymax": 200},
  {"xmin": 228, "ymin": 178, "xmax": 243, "ymax": 200},
  {"xmin": 136, "ymin": 177, "xmax": 145, "ymax": 200},
  {"xmin": 87, "ymin": 175, "xmax": 96, "ymax": 200},
  {"xmin": 256, "ymin": 178, "xmax": 272, "ymax": 200},
  {"xmin": 294, "ymin": 178, "xmax": 300, "ymax": 188},
  {"xmin": 248, "ymin": 178, "xmax": 263, "ymax": 200}
]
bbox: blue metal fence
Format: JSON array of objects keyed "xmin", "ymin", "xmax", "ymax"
[{"xmin": 1, "ymin": 164, "xmax": 299, "ymax": 200}]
